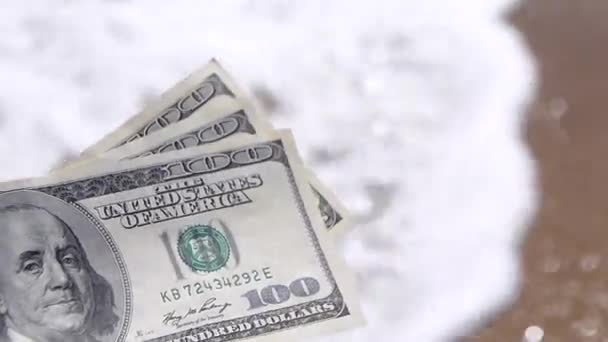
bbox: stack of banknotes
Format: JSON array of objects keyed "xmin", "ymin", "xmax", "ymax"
[{"xmin": 0, "ymin": 60, "xmax": 362, "ymax": 342}]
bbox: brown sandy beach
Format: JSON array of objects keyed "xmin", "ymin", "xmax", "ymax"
[{"xmin": 472, "ymin": 1, "xmax": 608, "ymax": 340}]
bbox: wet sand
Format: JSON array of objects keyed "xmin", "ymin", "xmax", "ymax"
[{"xmin": 472, "ymin": 1, "xmax": 608, "ymax": 340}]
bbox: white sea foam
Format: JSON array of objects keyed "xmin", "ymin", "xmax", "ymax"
[{"xmin": 0, "ymin": 1, "xmax": 537, "ymax": 340}]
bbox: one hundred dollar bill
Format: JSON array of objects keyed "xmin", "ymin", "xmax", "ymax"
[
  {"xmin": 74, "ymin": 59, "xmax": 252, "ymax": 159},
  {"xmin": 0, "ymin": 131, "xmax": 361, "ymax": 342},
  {"xmin": 55, "ymin": 61, "xmax": 349, "ymax": 235}
]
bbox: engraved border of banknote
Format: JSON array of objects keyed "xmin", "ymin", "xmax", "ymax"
[
  {"xmin": 55, "ymin": 69, "xmax": 351, "ymax": 237},
  {"xmin": 75, "ymin": 60, "xmax": 253, "ymax": 159}
]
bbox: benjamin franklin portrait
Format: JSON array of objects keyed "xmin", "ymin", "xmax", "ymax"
[{"xmin": 0, "ymin": 204, "xmax": 120, "ymax": 342}]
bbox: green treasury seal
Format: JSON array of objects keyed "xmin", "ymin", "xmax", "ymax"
[{"xmin": 178, "ymin": 225, "xmax": 231, "ymax": 272}]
